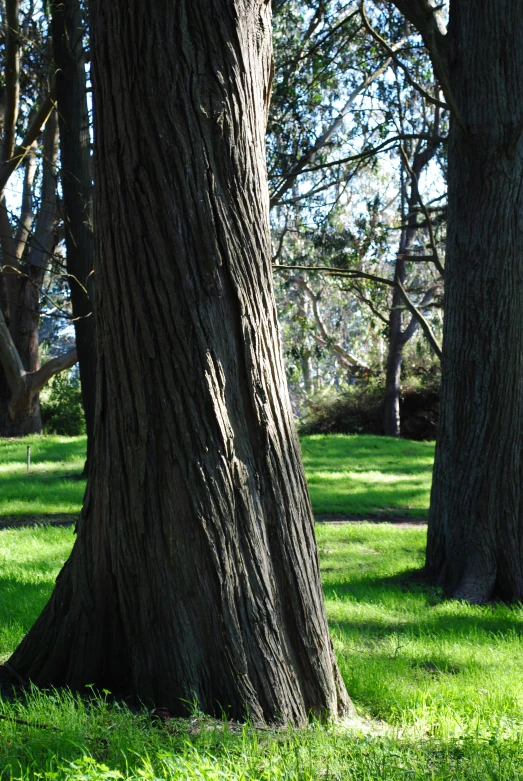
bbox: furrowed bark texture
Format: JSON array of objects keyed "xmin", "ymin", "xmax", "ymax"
[
  {"xmin": 10, "ymin": 0, "xmax": 351, "ymax": 723},
  {"xmin": 51, "ymin": 0, "xmax": 96, "ymax": 472},
  {"xmin": 426, "ymin": 1, "xmax": 523, "ymax": 602}
]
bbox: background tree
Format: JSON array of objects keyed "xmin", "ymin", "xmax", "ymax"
[
  {"xmin": 9, "ymin": 0, "xmax": 351, "ymax": 723},
  {"xmin": 389, "ymin": 0, "xmax": 523, "ymax": 602},
  {"xmin": 268, "ymin": 0, "xmax": 445, "ymax": 433},
  {"xmin": 0, "ymin": 2, "xmax": 78, "ymax": 435},
  {"xmin": 51, "ymin": 0, "xmax": 95, "ymax": 470}
]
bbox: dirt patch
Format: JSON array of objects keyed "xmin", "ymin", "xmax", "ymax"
[
  {"xmin": 0, "ymin": 515, "xmax": 78, "ymax": 530},
  {"xmin": 0, "ymin": 513, "xmax": 427, "ymax": 531},
  {"xmin": 315, "ymin": 512, "xmax": 427, "ymax": 529}
]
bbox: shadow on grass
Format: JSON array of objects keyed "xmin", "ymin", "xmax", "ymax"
[{"xmin": 324, "ymin": 570, "xmax": 523, "ymax": 637}]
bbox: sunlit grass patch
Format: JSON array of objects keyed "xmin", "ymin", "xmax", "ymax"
[
  {"xmin": 0, "ymin": 433, "xmax": 435, "ymax": 520},
  {"xmin": 0, "ymin": 485, "xmax": 523, "ymax": 777},
  {"xmin": 0, "ymin": 525, "xmax": 75, "ymax": 659},
  {"xmin": 0, "ymin": 436, "xmax": 86, "ymax": 518},
  {"xmin": 317, "ymin": 523, "xmax": 523, "ymax": 740},
  {"xmin": 302, "ymin": 434, "xmax": 434, "ymax": 516},
  {"xmin": 2, "ymin": 434, "xmax": 523, "ymax": 779}
]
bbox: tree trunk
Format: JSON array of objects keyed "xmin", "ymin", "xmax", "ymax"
[
  {"xmin": 383, "ymin": 292, "xmax": 403, "ymax": 437},
  {"xmin": 383, "ymin": 183, "xmax": 418, "ymax": 437},
  {"xmin": 51, "ymin": 0, "xmax": 96, "ymax": 473},
  {"xmin": 426, "ymin": 2, "xmax": 523, "ymax": 602},
  {"xmin": 0, "ymin": 371, "xmax": 40, "ymax": 435},
  {"xmin": 9, "ymin": 0, "xmax": 351, "ymax": 724}
]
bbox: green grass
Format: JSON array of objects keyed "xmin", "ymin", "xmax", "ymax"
[
  {"xmin": 302, "ymin": 434, "xmax": 434, "ymax": 517},
  {"xmin": 1, "ymin": 523, "xmax": 523, "ymax": 778},
  {"xmin": 0, "ymin": 434, "xmax": 434, "ymax": 520},
  {"xmin": 0, "ymin": 436, "xmax": 86, "ymax": 519},
  {"xmin": 1, "ymin": 434, "xmax": 523, "ymax": 779}
]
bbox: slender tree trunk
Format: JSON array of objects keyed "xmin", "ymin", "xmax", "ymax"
[
  {"xmin": 383, "ymin": 295, "xmax": 403, "ymax": 437},
  {"xmin": 383, "ymin": 137, "xmax": 439, "ymax": 438},
  {"xmin": 9, "ymin": 0, "xmax": 351, "ymax": 724},
  {"xmin": 301, "ymin": 351, "xmax": 312, "ymax": 393},
  {"xmin": 426, "ymin": 2, "xmax": 523, "ymax": 602},
  {"xmin": 51, "ymin": 0, "xmax": 96, "ymax": 473},
  {"xmin": 383, "ymin": 192, "xmax": 417, "ymax": 437}
]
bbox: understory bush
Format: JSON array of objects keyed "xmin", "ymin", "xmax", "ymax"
[
  {"xmin": 300, "ymin": 374, "xmax": 440, "ymax": 440},
  {"xmin": 40, "ymin": 371, "xmax": 86, "ymax": 436}
]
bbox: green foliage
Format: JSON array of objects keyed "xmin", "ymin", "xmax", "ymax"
[
  {"xmin": 1, "ymin": 522, "xmax": 523, "ymax": 779},
  {"xmin": 40, "ymin": 372, "xmax": 86, "ymax": 437},
  {"xmin": 300, "ymin": 372, "xmax": 440, "ymax": 441}
]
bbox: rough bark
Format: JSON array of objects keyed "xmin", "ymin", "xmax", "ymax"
[
  {"xmin": 9, "ymin": 0, "xmax": 351, "ymax": 724},
  {"xmin": 51, "ymin": 0, "xmax": 96, "ymax": 473},
  {"xmin": 425, "ymin": 1, "xmax": 523, "ymax": 602}
]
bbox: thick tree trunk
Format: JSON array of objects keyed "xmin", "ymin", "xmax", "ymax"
[
  {"xmin": 9, "ymin": 0, "xmax": 351, "ymax": 723},
  {"xmin": 0, "ymin": 372, "xmax": 40, "ymax": 435},
  {"xmin": 51, "ymin": 0, "xmax": 96, "ymax": 473},
  {"xmin": 426, "ymin": 2, "xmax": 523, "ymax": 602}
]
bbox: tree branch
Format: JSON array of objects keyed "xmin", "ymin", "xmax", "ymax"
[
  {"xmin": 270, "ymin": 42, "xmax": 408, "ymax": 207},
  {"xmin": 0, "ymin": 84, "xmax": 56, "ymax": 197},
  {"xmin": 273, "ymin": 263, "xmax": 395, "ymax": 287},
  {"xmin": 361, "ymin": 2, "xmax": 446, "ymax": 110},
  {"xmin": 14, "ymin": 140, "xmax": 38, "ymax": 260},
  {"xmin": 399, "ymin": 144, "xmax": 445, "ymax": 277},
  {"xmin": 388, "ymin": 0, "xmax": 465, "ymax": 132},
  {"xmin": 27, "ymin": 108, "xmax": 59, "ymax": 269},
  {"xmin": 289, "ymin": 274, "xmax": 369, "ymax": 369},
  {"xmin": 399, "ymin": 284, "xmax": 437, "ymax": 344},
  {"xmin": 27, "ymin": 347, "xmax": 77, "ymax": 394},
  {"xmin": 396, "ymin": 278, "xmax": 441, "ymax": 358},
  {"xmin": 285, "ymin": 132, "xmax": 446, "ymax": 176}
]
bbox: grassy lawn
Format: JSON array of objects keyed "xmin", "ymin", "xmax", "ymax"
[
  {"xmin": 1, "ymin": 435, "xmax": 522, "ymax": 779},
  {"xmin": 0, "ymin": 434, "xmax": 433, "ymax": 520},
  {"xmin": 302, "ymin": 434, "xmax": 433, "ymax": 518},
  {"xmin": 0, "ymin": 436, "xmax": 86, "ymax": 520}
]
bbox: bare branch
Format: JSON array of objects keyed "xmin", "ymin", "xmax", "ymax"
[
  {"xmin": 27, "ymin": 108, "xmax": 59, "ymax": 269},
  {"xmin": 396, "ymin": 278, "xmax": 441, "ymax": 358},
  {"xmin": 286, "ymin": 133, "xmax": 446, "ymax": 176},
  {"xmin": 270, "ymin": 41, "xmax": 409, "ymax": 207},
  {"xmin": 388, "ymin": 0, "xmax": 465, "ymax": 131},
  {"xmin": 347, "ymin": 280, "xmax": 390, "ymax": 324},
  {"xmin": 289, "ymin": 274, "xmax": 369, "ymax": 369},
  {"xmin": 361, "ymin": 2, "xmax": 446, "ymax": 110},
  {"xmin": 14, "ymin": 140, "xmax": 38, "ymax": 260},
  {"xmin": 399, "ymin": 284, "xmax": 437, "ymax": 344},
  {"xmin": 28, "ymin": 347, "xmax": 77, "ymax": 394},
  {"xmin": 273, "ymin": 263, "xmax": 395, "ymax": 287},
  {"xmin": 399, "ymin": 144, "xmax": 445, "ymax": 277},
  {"xmin": 0, "ymin": 84, "xmax": 56, "ymax": 197}
]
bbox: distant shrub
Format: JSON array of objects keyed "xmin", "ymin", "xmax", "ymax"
[
  {"xmin": 299, "ymin": 374, "xmax": 440, "ymax": 441},
  {"xmin": 40, "ymin": 370, "xmax": 86, "ymax": 436}
]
